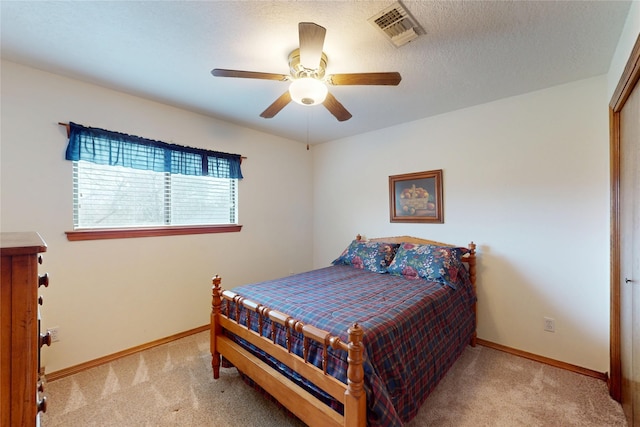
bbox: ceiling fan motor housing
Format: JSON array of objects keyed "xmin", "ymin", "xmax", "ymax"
[{"xmin": 288, "ymin": 48, "xmax": 328, "ymax": 79}]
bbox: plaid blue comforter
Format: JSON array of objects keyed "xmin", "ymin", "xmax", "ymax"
[{"xmin": 223, "ymin": 265, "xmax": 476, "ymax": 427}]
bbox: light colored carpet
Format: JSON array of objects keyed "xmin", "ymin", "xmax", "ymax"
[{"xmin": 41, "ymin": 331, "xmax": 626, "ymax": 426}]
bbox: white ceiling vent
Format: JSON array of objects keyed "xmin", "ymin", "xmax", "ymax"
[{"xmin": 368, "ymin": 1, "xmax": 423, "ymax": 47}]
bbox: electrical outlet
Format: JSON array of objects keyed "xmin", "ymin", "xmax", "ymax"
[
  {"xmin": 47, "ymin": 326, "xmax": 60, "ymax": 342},
  {"xmin": 544, "ymin": 317, "xmax": 555, "ymax": 333}
]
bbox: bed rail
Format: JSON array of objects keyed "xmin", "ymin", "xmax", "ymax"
[{"xmin": 211, "ymin": 276, "xmax": 366, "ymax": 427}]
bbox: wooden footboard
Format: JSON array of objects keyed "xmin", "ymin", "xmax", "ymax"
[{"xmin": 210, "ymin": 276, "xmax": 366, "ymax": 427}]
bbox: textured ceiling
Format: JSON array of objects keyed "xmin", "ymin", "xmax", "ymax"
[{"xmin": 0, "ymin": 1, "xmax": 632, "ymax": 144}]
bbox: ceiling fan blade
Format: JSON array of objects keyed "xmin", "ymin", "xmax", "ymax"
[
  {"xmin": 322, "ymin": 92, "xmax": 352, "ymax": 122},
  {"xmin": 328, "ymin": 72, "xmax": 402, "ymax": 86},
  {"xmin": 260, "ymin": 91, "xmax": 292, "ymax": 119},
  {"xmin": 298, "ymin": 22, "xmax": 326, "ymax": 70},
  {"xmin": 211, "ymin": 69, "xmax": 289, "ymax": 81}
]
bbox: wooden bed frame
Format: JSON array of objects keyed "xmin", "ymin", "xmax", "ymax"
[{"xmin": 210, "ymin": 235, "xmax": 477, "ymax": 427}]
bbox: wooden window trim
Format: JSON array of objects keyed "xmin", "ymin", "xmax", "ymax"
[{"xmin": 65, "ymin": 224, "xmax": 242, "ymax": 241}]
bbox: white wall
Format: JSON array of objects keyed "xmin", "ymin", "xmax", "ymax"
[
  {"xmin": 0, "ymin": 60, "xmax": 314, "ymax": 373},
  {"xmin": 312, "ymin": 76, "xmax": 610, "ymax": 372}
]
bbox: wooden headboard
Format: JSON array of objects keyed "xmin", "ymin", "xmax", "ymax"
[{"xmin": 361, "ymin": 234, "xmax": 456, "ymax": 247}]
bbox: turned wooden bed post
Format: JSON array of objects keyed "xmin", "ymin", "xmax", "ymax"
[
  {"xmin": 344, "ymin": 323, "xmax": 366, "ymax": 427},
  {"xmin": 467, "ymin": 242, "xmax": 477, "ymax": 347},
  {"xmin": 211, "ymin": 275, "xmax": 222, "ymax": 379}
]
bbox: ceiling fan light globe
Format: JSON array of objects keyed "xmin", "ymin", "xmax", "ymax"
[{"xmin": 289, "ymin": 77, "xmax": 328, "ymax": 106}]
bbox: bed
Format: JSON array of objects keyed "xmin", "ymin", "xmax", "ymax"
[{"xmin": 210, "ymin": 235, "xmax": 477, "ymax": 427}]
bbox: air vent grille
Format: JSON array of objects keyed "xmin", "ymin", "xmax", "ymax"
[{"xmin": 368, "ymin": 2, "xmax": 422, "ymax": 47}]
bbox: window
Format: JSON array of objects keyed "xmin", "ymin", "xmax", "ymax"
[
  {"xmin": 73, "ymin": 162, "xmax": 238, "ymax": 228},
  {"xmin": 64, "ymin": 122, "xmax": 243, "ymax": 239}
]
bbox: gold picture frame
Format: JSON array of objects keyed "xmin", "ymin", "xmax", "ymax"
[{"xmin": 389, "ymin": 169, "xmax": 443, "ymax": 223}]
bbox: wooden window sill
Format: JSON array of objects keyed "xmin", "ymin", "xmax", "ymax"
[{"xmin": 65, "ymin": 225, "xmax": 242, "ymax": 241}]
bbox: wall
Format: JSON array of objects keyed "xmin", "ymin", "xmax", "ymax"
[
  {"xmin": 0, "ymin": 60, "xmax": 314, "ymax": 373},
  {"xmin": 312, "ymin": 76, "xmax": 610, "ymax": 373}
]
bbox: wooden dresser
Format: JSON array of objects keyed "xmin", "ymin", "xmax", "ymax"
[{"xmin": 1, "ymin": 232, "xmax": 50, "ymax": 426}]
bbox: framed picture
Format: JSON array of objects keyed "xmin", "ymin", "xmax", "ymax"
[{"xmin": 389, "ymin": 169, "xmax": 443, "ymax": 223}]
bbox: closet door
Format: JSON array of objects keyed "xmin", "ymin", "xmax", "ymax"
[
  {"xmin": 613, "ymin": 33, "xmax": 640, "ymax": 427},
  {"xmin": 620, "ymin": 72, "xmax": 639, "ymax": 426}
]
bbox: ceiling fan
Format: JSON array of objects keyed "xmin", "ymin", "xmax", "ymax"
[{"xmin": 211, "ymin": 22, "xmax": 402, "ymax": 122}]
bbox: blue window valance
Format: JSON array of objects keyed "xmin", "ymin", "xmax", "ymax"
[{"xmin": 65, "ymin": 122, "xmax": 243, "ymax": 179}]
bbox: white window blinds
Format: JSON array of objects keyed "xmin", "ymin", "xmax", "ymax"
[{"xmin": 73, "ymin": 161, "xmax": 238, "ymax": 229}]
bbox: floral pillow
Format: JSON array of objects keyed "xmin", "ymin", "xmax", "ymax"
[
  {"xmin": 386, "ymin": 243, "xmax": 469, "ymax": 289},
  {"xmin": 332, "ymin": 240, "xmax": 400, "ymax": 274}
]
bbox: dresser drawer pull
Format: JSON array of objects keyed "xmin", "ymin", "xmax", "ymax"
[
  {"xmin": 37, "ymin": 396, "xmax": 47, "ymax": 413},
  {"xmin": 38, "ymin": 273, "xmax": 49, "ymax": 288},
  {"xmin": 40, "ymin": 331, "xmax": 52, "ymax": 347}
]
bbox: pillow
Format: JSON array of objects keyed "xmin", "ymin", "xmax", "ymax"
[
  {"xmin": 332, "ymin": 240, "xmax": 400, "ymax": 274},
  {"xmin": 386, "ymin": 243, "xmax": 469, "ymax": 289}
]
